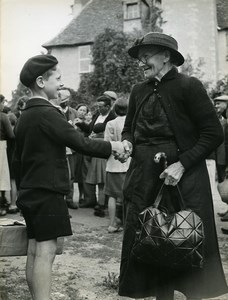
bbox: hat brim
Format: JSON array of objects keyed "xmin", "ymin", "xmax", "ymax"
[{"xmin": 128, "ymin": 44, "xmax": 185, "ymax": 66}]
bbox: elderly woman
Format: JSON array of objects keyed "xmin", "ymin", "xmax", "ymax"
[{"xmin": 118, "ymin": 32, "xmax": 228, "ymax": 300}]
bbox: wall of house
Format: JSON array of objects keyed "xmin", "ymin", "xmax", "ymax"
[
  {"xmin": 51, "ymin": 47, "xmax": 81, "ymax": 90},
  {"xmin": 161, "ymin": 0, "xmax": 218, "ymax": 85},
  {"xmin": 124, "ymin": 18, "xmax": 142, "ymax": 32},
  {"xmin": 217, "ymin": 30, "xmax": 228, "ymax": 78}
]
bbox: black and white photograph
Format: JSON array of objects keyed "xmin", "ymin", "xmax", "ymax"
[{"xmin": 0, "ymin": 0, "xmax": 228, "ymax": 299}]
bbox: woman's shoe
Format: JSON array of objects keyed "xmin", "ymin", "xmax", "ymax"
[
  {"xmin": 217, "ymin": 210, "xmax": 228, "ymax": 217},
  {"xmin": 7, "ymin": 206, "xmax": 19, "ymax": 214},
  {"xmin": 67, "ymin": 202, "xmax": 78, "ymax": 209},
  {"xmin": 0, "ymin": 208, "xmax": 7, "ymax": 216},
  {"xmin": 108, "ymin": 226, "xmax": 123, "ymax": 233},
  {"xmin": 221, "ymin": 227, "xmax": 228, "ymax": 234},
  {"xmin": 94, "ymin": 209, "xmax": 105, "ymax": 217}
]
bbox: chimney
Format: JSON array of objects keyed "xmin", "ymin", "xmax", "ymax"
[{"xmin": 71, "ymin": 0, "xmax": 90, "ymax": 18}]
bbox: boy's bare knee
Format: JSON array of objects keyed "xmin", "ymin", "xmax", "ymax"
[
  {"xmin": 35, "ymin": 239, "xmax": 57, "ymax": 260},
  {"xmin": 27, "ymin": 239, "xmax": 37, "ymax": 256}
]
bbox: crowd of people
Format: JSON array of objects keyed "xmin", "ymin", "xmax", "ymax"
[
  {"xmin": 0, "ymin": 88, "xmax": 129, "ymax": 232},
  {"xmin": 0, "ymin": 31, "xmax": 228, "ymax": 300}
]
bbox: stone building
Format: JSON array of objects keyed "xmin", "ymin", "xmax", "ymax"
[{"xmin": 42, "ymin": 0, "xmax": 228, "ymax": 91}]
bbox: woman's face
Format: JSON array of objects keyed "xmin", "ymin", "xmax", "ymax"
[
  {"xmin": 77, "ymin": 106, "xmax": 88, "ymax": 118},
  {"xmin": 85, "ymin": 111, "xmax": 92, "ymax": 122},
  {"xmin": 138, "ymin": 47, "xmax": 167, "ymax": 80}
]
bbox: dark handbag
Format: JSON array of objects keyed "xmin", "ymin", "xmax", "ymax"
[{"xmin": 131, "ymin": 183, "xmax": 204, "ymax": 269}]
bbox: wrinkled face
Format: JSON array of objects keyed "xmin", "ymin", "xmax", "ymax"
[
  {"xmin": 97, "ymin": 101, "xmax": 110, "ymax": 116},
  {"xmin": 137, "ymin": 46, "xmax": 168, "ymax": 80},
  {"xmin": 77, "ymin": 106, "xmax": 88, "ymax": 118},
  {"xmin": 214, "ymin": 100, "xmax": 227, "ymax": 116},
  {"xmin": 43, "ymin": 66, "xmax": 63, "ymax": 100}
]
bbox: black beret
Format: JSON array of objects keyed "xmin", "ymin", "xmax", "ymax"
[{"xmin": 20, "ymin": 54, "xmax": 58, "ymax": 87}]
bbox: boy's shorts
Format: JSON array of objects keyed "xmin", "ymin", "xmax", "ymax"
[{"xmin": 16, "ymin": 189, "xmax": 72, "ymax": 242}]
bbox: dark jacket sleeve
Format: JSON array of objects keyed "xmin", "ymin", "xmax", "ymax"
[
  {"xmin": 40, "ymin": 109, "xmax": 112, "ymax": 159},
  {"xmin": 1, "ymin": 114, "xmax": 15, "ymax": 140},
  {"xmin": 121, "ymin": 85, "xmax": 137, "ymax": 144},
  {"xmin": 178, "ymin": 77, "xmax": 223, "ymax": 170},
  {"xmin": 224, "ymin": 123, "xmax": 228, "ymax": 166},
  {"xmin": 75, "ymin": 121, "xmax": 91, "ymax": 134}
]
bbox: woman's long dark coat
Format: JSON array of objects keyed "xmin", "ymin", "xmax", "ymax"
[{"xmin": 118, "ymin": 68, "xmax": 228, "ymax": 299}]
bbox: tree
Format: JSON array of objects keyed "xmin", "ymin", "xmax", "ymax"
[
  {"xmin": 208, "ymin": 75, "xmax": 228, "ymax": 99},
  {"xmin": 77, "ymin": 28, "xmax": 144, "ymax": 106},
  {"xmin": 10, "ymin": 82, "xmax": 32, "ymax": 111},
  {"xmin": 142, "ymin": 0, "xmax": 166, "ymax": 33},
  {"xmin": 180, "ymin": 54, "xmax": 211, "ymax": 91}
]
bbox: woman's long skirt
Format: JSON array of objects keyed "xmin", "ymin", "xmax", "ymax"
[{"xmin": 118, "ymin": 142, "xmax": 228, "ymax": 299}]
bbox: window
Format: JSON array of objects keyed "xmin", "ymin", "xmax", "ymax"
[
  {"xmin": 126, "ymin": 3, "xmax": 139, "ymax": 19},
  {"xmin": 79, "ymin": 45, "xmax": 93, "ymax": 73}
]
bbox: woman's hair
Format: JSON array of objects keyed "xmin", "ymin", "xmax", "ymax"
[
  {"xmin": 76, "ymin": 103, "xmax": 89, "ymax": 113},
  {"xmin": 0, "ymin": 94, "xmax": 5, "ymax": 104},
  {"xmin": 17, "ymin": 96, "xmax": 30, "ymax": 110},
  {"xmin": 114, "ymin": 97, "xmax": 128, "ymax": 116}
]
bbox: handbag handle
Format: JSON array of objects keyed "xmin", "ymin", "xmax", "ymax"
[
  {"xmin": 153, "ymin": 183, "xmax": 186, "ymax": 210},
  {"xmin": 153, "ymin": 152, "xmax": 186, "ymax": 210}
]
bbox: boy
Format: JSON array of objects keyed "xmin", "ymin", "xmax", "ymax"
[{"xmin": 13, "ymin": 54, "xmax": 124, "ymax": 300}]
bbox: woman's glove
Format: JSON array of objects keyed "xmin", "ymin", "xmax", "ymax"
[{"xmin": 160, "ymin": 161, "xmax": 185, "ymax": 186}]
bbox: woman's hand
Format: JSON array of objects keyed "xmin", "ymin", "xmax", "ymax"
[{"xmin": 159, "ymin": 161, "xmax": 185, "ymax": 186}]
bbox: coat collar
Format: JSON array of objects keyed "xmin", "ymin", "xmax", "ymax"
[
  {"xmin": 146, "ymin": 67, "xmax": 178, "ymax": 85},
  {"xmin": 25, "ymin": 97, "xmax": 55, "ymax": 109}
]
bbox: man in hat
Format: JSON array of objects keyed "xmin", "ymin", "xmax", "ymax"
[
  {"xmin": 214, "ymin": 95, "xmax": 228, "ymax": 226},
  {"xmin": 104, "ymin": 90, "xmax": 117, "ymax": 104},
  {"xmin": 117, "ymin": 32, "xmax": 228, "ymax": 300},
  {"xmin": 59, "ymin": 89, "xmax": 78, "ymax": 122},
  {"xmin": 59, "ymin": 89, "xmax": 79, "ymax": 209},
  {"xmin": 13, "ymin": 54, "xmax": 124, "ymax": 300}
]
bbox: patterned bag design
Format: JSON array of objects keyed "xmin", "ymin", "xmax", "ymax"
[{"xmin": 131, "ymin": 184, "xmax": 204, "ymax": 269}]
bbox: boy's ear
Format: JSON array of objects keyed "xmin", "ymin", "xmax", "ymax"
[{"xmin": 36, "ymin": 76, "xmax": 45, "ymax": 88}]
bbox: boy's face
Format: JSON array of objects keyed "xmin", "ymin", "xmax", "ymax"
[{"xmin": 43, "ymin": 66, "xmax": 63, "ymax": 100}]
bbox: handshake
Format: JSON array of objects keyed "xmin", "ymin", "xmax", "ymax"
[{"xmin": 110, "ymin": 140, "xmax": 132, "ymax": 163}]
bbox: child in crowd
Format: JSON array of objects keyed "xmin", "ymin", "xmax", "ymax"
[
  {"xmin": 14, "ymin": 54, "xmax": 124, "ymax": 300},
  {"xmin": 104, "ymin": 97, "xmax": 130, "ymax": 233}
]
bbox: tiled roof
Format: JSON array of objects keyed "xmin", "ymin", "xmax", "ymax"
[
  {"xmin": 43, "ymin": 0, "xmax": 123, "ymax": 48},
  {"xmin": 217, "ymin": 0, "xmax": 228, "ymax": 30}
]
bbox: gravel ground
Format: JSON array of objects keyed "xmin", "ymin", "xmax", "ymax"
[{"xmin": 0, "ymin": 188, "xmax": 228, "ymax": 300}]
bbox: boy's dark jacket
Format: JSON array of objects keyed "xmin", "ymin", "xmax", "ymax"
[
  {"xmin": 13, "ymin": 98, "xmax": 111, "ymax": 194},
  {"xmin": 122, "ymin": 67, "xmax": 224, "ymax": 170}
]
